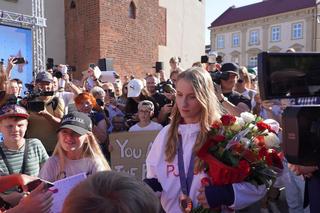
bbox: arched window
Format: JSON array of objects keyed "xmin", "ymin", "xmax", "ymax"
[
  {"xmin": 70, "ymin": 0, "xmax": 76, "ymax": 9},
  {"xmin": 129, "ymin": 1, "xmax": 136, "ymax": 19}
]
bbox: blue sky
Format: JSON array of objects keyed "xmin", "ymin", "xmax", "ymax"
[{"xmin": 205, "ymin": 0, "xmax": 261, "ymax": 44}]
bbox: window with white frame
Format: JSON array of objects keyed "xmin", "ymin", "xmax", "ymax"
[
  {"xmin": 232, "ymin": 33, "xmax": 240, "ymax": 47},
  {"xmin": 271, "ymin": 26, "xmax": 281, "ymax": 42},
  {"xmin": 248, "ymin": 56, "xmax": 258, "ymax": 67},
  {"xmin": 217, "ymin": 35, "xmax": 225, "ymax": 49},
  {"xmin": 292, "ymin": 22, "xmax": 303, "ymax": 39},
  {"xmin": 249, "ymin": 30, "xmax": 259, "ymax": 45}
]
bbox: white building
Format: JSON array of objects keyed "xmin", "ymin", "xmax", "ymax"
[{"xmin": 209, "ymin": 0, "xmax": 319, "ymax": 67}]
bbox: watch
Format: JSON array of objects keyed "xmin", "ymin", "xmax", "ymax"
[{"xmin": 219, "ymin": 96, "xmax": 228, "ymax": 104}]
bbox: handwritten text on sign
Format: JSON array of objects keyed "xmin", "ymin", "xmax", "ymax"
[{"xmin": 110, "ymin": 130, "xmax": 159, "ymax": 180}]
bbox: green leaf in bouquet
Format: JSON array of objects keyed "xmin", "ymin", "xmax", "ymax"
[{"xmin": 221, "ymin": 150, "xmax": 239, "ymax": 166}]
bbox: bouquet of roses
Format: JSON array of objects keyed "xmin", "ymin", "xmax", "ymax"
[
  {"xmin": 198, "ymin": 112, "xmax": 283, "ymax": 188},
  {"xmin": 191, "ymin": 112, "xmax": 283, "ymax": 213}
]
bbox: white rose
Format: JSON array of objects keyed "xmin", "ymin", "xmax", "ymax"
[
  {"xmin": 264, "ymin": 132, "xmax": 280, "ymax": 148},
  {"xmin": 230, "ymin": 117, "xmax": 245, "ymax": 131},
  {"xmin": 240, "ymin": 112, "xmax": 256, "ymax": 123}
]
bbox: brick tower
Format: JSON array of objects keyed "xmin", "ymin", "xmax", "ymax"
[{"xmin": 65, "ymin": 0, "xmax": 166, "ymax": 79}]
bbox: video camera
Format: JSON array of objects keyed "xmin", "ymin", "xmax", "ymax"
[
  {"xmin": 22, "ymin": 83, "xmax": 54, "ymax": 112},
  {"xmin": 258, "ymin": 52, "xmax": 320, "ymax": 166}
]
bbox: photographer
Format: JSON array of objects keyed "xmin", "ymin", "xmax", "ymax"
[
  {"xmin": 25, "ymin": 71, "xmax": 65, "ymax": 153},
  {"xmin": 146, "ymin": 75, "xmax": 175, "ymax": 126},
  {"xmin": 214, "ymin": 62, "xmax": 251, "ymax": 116}
]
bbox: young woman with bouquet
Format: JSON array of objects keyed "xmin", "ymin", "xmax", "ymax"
[{"xmin": 145, "ymin": 67, "xmax": 268, "ymax": 213}]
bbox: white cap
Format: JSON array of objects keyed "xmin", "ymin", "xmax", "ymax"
[
  {"xmin": 264, "ymin": 119, "xmax": 280, "ymax": 134},
  {"xmin": 127, "ymin": 79, "xmax": 143, "ymax": 98}
]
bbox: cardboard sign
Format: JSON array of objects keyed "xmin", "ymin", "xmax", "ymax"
[{"xmin": 110, "ymin": 130, "xmax": 159, "ymax": 180}]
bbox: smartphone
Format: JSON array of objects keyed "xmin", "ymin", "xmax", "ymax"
[
  {"xmin": 25, "ymin": 179, "xmax": 54, "ymax": 192},
  {"xmin": 13, "ymin": 57, "xmax": 26, "ymax": 64}
]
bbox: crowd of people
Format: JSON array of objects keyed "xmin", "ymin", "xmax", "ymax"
[{"xmin": 0, "ymin": 54, "xmax": 319, "ymax": 213}]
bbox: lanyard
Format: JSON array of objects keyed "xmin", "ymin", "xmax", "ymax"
[
  {"xmin": 177, "ymin": 135, "xmax": 195, "ymax": 196},
  {"xmin": 0, "ymin": 140, "xmax": 29, "ymax": 174}
]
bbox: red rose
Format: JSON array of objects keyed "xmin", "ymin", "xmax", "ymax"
[
  {"xmin": 211, "ymin": 121, "xmax": 221, "ymax": 129},
  {"xmin": 212, "ymin": 135, "xmax": 225, "ymax": 143},
  {"xmin": 231, "ymin": 143, "xmax": 245, "ymax": 154},
  {"xmin": 268, "ymin": 149, "xmax": 284, "ymax": 169},
  {"xmin": 255, "ymin": 136, "xmax": 265, "ymax": 147},
  {"xmin": 220, "ymin": 115, "xmax": 236, "ymax": 126},
  {"xmin": 256, "ymin": 121, "xmax": 271, "ymax": 132},
  {"xmin": 243, "ymin": 150, "xmax": 257, "ymax": 162},
  {"xmin": 258, "ymin": 146, "xmax": 268, "ymax": 160}
]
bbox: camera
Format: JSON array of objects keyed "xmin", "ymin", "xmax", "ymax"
[
  {"xmin": 22, "ymin": 83, "xmax": 54, "ymax": 112},
  {"xmin": 258, "ymin": 52, "xmax": 320, "ymax": 165}
]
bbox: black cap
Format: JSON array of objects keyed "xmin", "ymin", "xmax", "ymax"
[
  {"xmin": 220, "ymin": 63, "xmax": 239, "ymax": 75},
  {"xmin": 58, "ymin": 112, "xmax": 92, "ymax": 135},
  {"xmin": 36, "ymin": 71, "xmax": 53, "ymax": 83}
]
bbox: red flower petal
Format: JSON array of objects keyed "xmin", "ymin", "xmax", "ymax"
[{"xmin": 220, "ymin": 115, "xmax": 237, "ymax": 126}]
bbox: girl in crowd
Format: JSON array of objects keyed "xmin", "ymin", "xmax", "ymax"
[
  {"xmin": 234, "ymin": 66, "xmax": 257, "ymax": 110},
  {"xmin": 145, "ymin": 67, "xmax": 266, "ymax": 212},
  {"xmin": 74, "ymin": 92, "xmax": 108, "ymax": 144},
  {"xmin": 39, "ymin": 111, "xmax": 110, "ymax": 182}
]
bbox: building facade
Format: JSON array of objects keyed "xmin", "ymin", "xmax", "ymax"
[
  {"xmin": 0, "ymin": 0, "xmax": 205, "ymax": 79},
  {"xmin": 209, "ymin": 0, "xmax": 320, "ymax": 67}
]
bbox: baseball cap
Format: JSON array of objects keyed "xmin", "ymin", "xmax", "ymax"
[
  {"xmin": 0, "ymin": 104, "xmax": 29, "ymax": 120},
  {"xmin": 220, "ymin": 63, "xmax": 239, "ymax": 76},
  {"xmin": 127, "ymin": 79, "xmax": 143, "ymax": 98},
  {"xmin": 58, "ymin": 112, "xmax": 92, "ymax": 135},
  {"xmin": 36, "ymin": 71, "xmax": 53, "ymax": 83}
]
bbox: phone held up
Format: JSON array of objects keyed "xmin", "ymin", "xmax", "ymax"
[{"xmin": 13, "ymin": 57, "xmax": 26, "ymax": 64}]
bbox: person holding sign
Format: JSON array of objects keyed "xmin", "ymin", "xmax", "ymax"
[
  {"xmin": 39, "ymin": 111, "xmax": 110, "ymax": 182},
  {"xmin": 145, "ymin": 67, "xmax": 266, "ymax": 212}
]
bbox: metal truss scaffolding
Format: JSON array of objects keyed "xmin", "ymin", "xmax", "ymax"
[{"xmin": 0, "ymin": 0, "xmax": 46, "ymax": 74}]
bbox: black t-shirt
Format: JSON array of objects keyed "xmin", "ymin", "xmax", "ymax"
[
  {"xmin": 152, "ymin": 92, "xmax": 170, "ymax": 109},
  {"xmin": 224, "ymin": 91, "xmax": 251, "ymax": 110},
  {"xmin": 125, "ymin": 96, "xmax": 160, "ymax": 118}
]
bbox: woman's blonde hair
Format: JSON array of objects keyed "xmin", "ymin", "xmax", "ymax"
[
  {"xmin": 165, "ymin": 67, "xmax": 222, "ymax": 171},
  {"xmin": 239, "ymin": 66, "xmax": 251, "ymax": 89},
  {"xmin": 53, "ymin": 132, "xmax": 110, "ymax": 175}
]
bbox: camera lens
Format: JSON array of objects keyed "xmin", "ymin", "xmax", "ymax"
[{"xmin": 237, "ymin": 79, "xmax": 244, "ymax": 84}]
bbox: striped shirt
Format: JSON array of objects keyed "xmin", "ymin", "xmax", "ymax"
[{"xmin": 0, "ymin": 138, "xmax": 49, "ymax": 177}]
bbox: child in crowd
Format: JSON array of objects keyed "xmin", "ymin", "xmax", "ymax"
[
  {"xmin": 129, "ymin": 100, "xmax": 162, "ymax": 132},
  {"xmin": 39, "ymin": 111, "xmax": 110, "ymax": 182}
]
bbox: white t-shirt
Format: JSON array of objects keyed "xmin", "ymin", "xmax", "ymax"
[
  {"xmin": 39, "ymin": 156, "xmax": 107, "ymax": 182},
  {"xmin": 129, "ymin": 121, "xmax": 163, "ymax": 132},
  {"xmin": 146, "ymin": 123, "xmax": 266, "ymax": 213}
]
